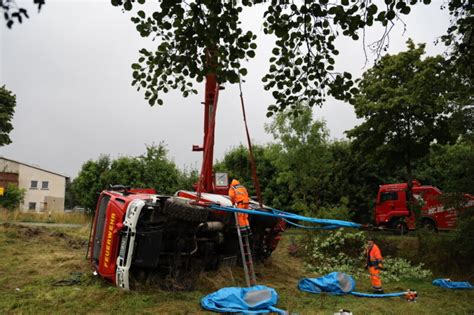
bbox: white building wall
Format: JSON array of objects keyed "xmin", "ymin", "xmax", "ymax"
[{"xmin": 18, "ymin": 164, "xmax": 67, "ymax": 212}]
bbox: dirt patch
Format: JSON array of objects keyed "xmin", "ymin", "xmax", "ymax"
[
  {"xmin": 48, "ymin": 231, "xmax": 87, "ymax": 249},
  {"xmin": 1, "ymin": 223, "xmax": 88, "ymax": 249},
  {"xmin": 2, "ymin": 222, "xmax": 47, "ymax": 237}
]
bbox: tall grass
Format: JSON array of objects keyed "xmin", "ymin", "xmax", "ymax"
[
  {"xmin": 0, "ymin": 210, "xmax": 90, "ymax": 225},
  {"xmin": 1, "ymin": 225, "xmax": 474, "ymax": 314}
]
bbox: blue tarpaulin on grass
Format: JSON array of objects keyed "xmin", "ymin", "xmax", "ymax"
[
  {"xmin": 298, "ymin": 272, "xmax": 356, "ymax": 295},
  {"xmin": 298, "ymin": 272, "xmax": 407, "ymax": 298},
  {"xmin": 432, "ymin": 279, "xmax": 474, "ymax": 289},
  {"xmin": 201, "ymin": 285, "xmax": 286, "ymax": 314}
]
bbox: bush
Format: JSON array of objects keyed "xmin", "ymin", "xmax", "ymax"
[
  {"xmin": 382, "ymin": 257, "xmax": 432, "ymax": 282},
  {"xmin": 301, "ymin": 229, "xmax": 432, "ymax": 283},
  {"xmin": 0, "ymin": 184, "xmax": 26, "ymax": 211},
  {"xmin": 455, "ymin": 206, "xmax": 474, "ymax": 261},
  {"xmin": 417, "ymin": 207, "xmax": 474, "ymax": 275},
  {"xmin": 303, "ymin": 230, "xmax": 367, "ymax": 279},
  {"xmin": 367, "ymin": 236, "xmax": 402, "ymax": 257},
  {"xmin": 316, "ymin": 197, "xmax": 353, "ymax": 221}
]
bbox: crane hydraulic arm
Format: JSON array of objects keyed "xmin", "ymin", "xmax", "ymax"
[{"xmin": 193, "ymin": 73, "xmax": 229, "ymax": 195}]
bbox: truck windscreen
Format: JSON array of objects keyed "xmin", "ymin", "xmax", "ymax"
[{"xmin": 92, "ymin": 195, "xmax": 111, "ymax": 265}]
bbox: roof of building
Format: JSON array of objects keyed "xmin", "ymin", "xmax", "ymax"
[{"xmin": 0, "ymin": 156, "xmax": 69, "ymax": 179}]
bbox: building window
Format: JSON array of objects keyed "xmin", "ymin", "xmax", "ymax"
[
  {"xmin": 41, "ymin": 181, "xmax": 49, "ymax": 190},
  {"xmin": 29, "ymin": 202, "xmax": 36, "ymax": 210},
  {"xmin": 30, "ymin": 180, "xmax": 38, "ymax": 189}
]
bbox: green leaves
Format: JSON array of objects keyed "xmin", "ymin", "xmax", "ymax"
[
  {"xmin": 114, "ymin": 0, "xmax": 258, "ymax": 107},
  {"xmin": 441, "ymin": 0, "xmax": 473, "ymax": 95},
  {"xmin": 347, "ymin": 40, "xmax": 470, "ymax": 185},
  {"xmin": 2, "ymin": 0, "xmax": 44, "ymax": 29},
  {"xmin": 0, "ymin": 184, "xmax": 26, "ymax": 211},
  {"xmin": 0, "ymin": 85, "xmax": 16, "ymax": 147},
  {"xmin": 111, "ymin": 0, "xmax": 436, "ymax": 115},
  {"xmin": 303, "ymin": 230, "xmax": 432, "ymax": 283},
  {"xmin": 259, "ymin": 0, "xmax": 428, "ymax": 116},
  {"xmin": 73, "ymin": 144, "xmax": 194, "ymax": 212},
  {"xmin": 123, "ymin": 1, "xmax": 132, "ymax": 11},
  {"xmin": 386, "ymin": 10, "xmax": 396, "ymax": 20},
  {"xmin": 367, "ymin": 4, "xmax": 378, "ymax": 15}
]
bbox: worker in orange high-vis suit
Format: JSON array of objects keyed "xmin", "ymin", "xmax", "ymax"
[
  {"xmin": 365, "ymin": 237, "xmax": 384, "ymax": 294},
  {"xmin": 228, "ymin": 179, "xmax": 251, "ymax": 236}
]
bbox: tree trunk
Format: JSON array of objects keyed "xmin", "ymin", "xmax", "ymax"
[{"xmin": 405, "ymin": 147, "xmax": 417, "ymax": 229}]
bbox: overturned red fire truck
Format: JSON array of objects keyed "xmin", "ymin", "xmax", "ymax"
[{"xmin": 87, "ymin": 73, "xmax": 285, "ymax": 290}]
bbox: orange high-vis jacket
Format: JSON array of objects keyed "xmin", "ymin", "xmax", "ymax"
[
  {"xmin": 229, "ymin": 179, "xmax": 249, "ymax": 208},
  {"xmin": 367, "ymin": 243, "xmax": 383, "ymax": 268}
]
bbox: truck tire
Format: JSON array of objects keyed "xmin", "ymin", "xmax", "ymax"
[
  {"xmin": 421, "ymin": 219, "xmax": 437, "ymax": 232},
  {"xmin": 164, "ymin": 197, "xmax": 209, "ymax": 222},
  {"xmin": 392, "ymin": 219, "xmax": 408, "ymax": 236}
]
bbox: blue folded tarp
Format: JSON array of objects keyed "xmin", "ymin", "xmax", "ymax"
[
  {"xmin": 432, "ymin": 279, "xmax": 474, "ymax": 289},
  {"xmin": 298, "ymin": 272, "xmax": 355, "ymax": 295},
  {"xmin": 201, "ymin": 285, "xmax": 286, "ymax": 314},
  {"xmin": 298, "ymin": 272, "xmax": 407, "ymax": 298}
]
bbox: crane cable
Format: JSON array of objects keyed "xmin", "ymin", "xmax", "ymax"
[{"xmin": 238, "ymin": 78, "xmax": 263, "ymax": 208}]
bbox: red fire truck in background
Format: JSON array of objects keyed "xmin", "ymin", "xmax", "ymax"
[{"xmin": 374, "ymin": 180, "xmax": 474, "ymax": 233}]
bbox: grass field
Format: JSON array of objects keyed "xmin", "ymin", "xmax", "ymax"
[
  {"xmin": 0, "ymin": 223, "xmax": 473, "ymax": 314},
  {"xmin": 0, "ymin": 210, "xmax": 90, "ymax": 225}
]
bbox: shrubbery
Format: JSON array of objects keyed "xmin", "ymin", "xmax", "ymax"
[
  {"xmin": 416, "ymin": 207, "xmax": 474, "ymax": 275},
  {"xmin": 0, "ymin": 184, "xmax": 26, "ymax": 211},
  {"xmin": 303, "ymin": 230, "xmax": 366, "ymax": 279},
  {"xmin": 301, "ymin": 229, "xmax": 432, "ymax": 283},
  {"xmin": 72, "ymin": 144, "xmax": 198, "ymax": 211},
  {"xmin": 382, "ymin": 257, "xmax": 432, "ymax": 282},
  {"xmin": 315, "ymin": 197, "xmax": 353, "ymax": 221}
]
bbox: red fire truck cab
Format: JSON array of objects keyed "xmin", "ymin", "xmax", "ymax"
[{"xmin": 374, "ymin": 181, "xmax": 474, "ymax": 233}]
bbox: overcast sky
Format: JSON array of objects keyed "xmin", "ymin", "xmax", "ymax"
[{"xmin": 0, "ymin": 0, "xmax": 450, "ymax": 178}]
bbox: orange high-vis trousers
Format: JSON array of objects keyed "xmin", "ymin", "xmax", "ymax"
[
  {"xmin": 369, "ymin": 266, "xmax": 382, "ymax": 288},
  {"xmin": 237, "ymin": 205, "xmax": 250, "ymax": 227}
]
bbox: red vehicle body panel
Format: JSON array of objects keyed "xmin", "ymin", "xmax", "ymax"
[{"xmin": 374, "ymin": 181, "xmax": 474, "ymax": 230}]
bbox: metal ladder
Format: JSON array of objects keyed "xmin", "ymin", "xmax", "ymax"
[{"xmin": 235, "ymin": 212, "xmax": 257, "ymax": 287}]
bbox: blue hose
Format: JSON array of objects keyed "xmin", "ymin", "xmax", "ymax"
[
  {"xmin": 281, "ymin": 218, "xmax": 340, "ymax": 230},
  {"xmin": 350, "ymin": 291, "xmax": 406, "ymax": 298},
  {"xmin": 208, "ymin": 204, "xmax": 361, "ymax": 229}
]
